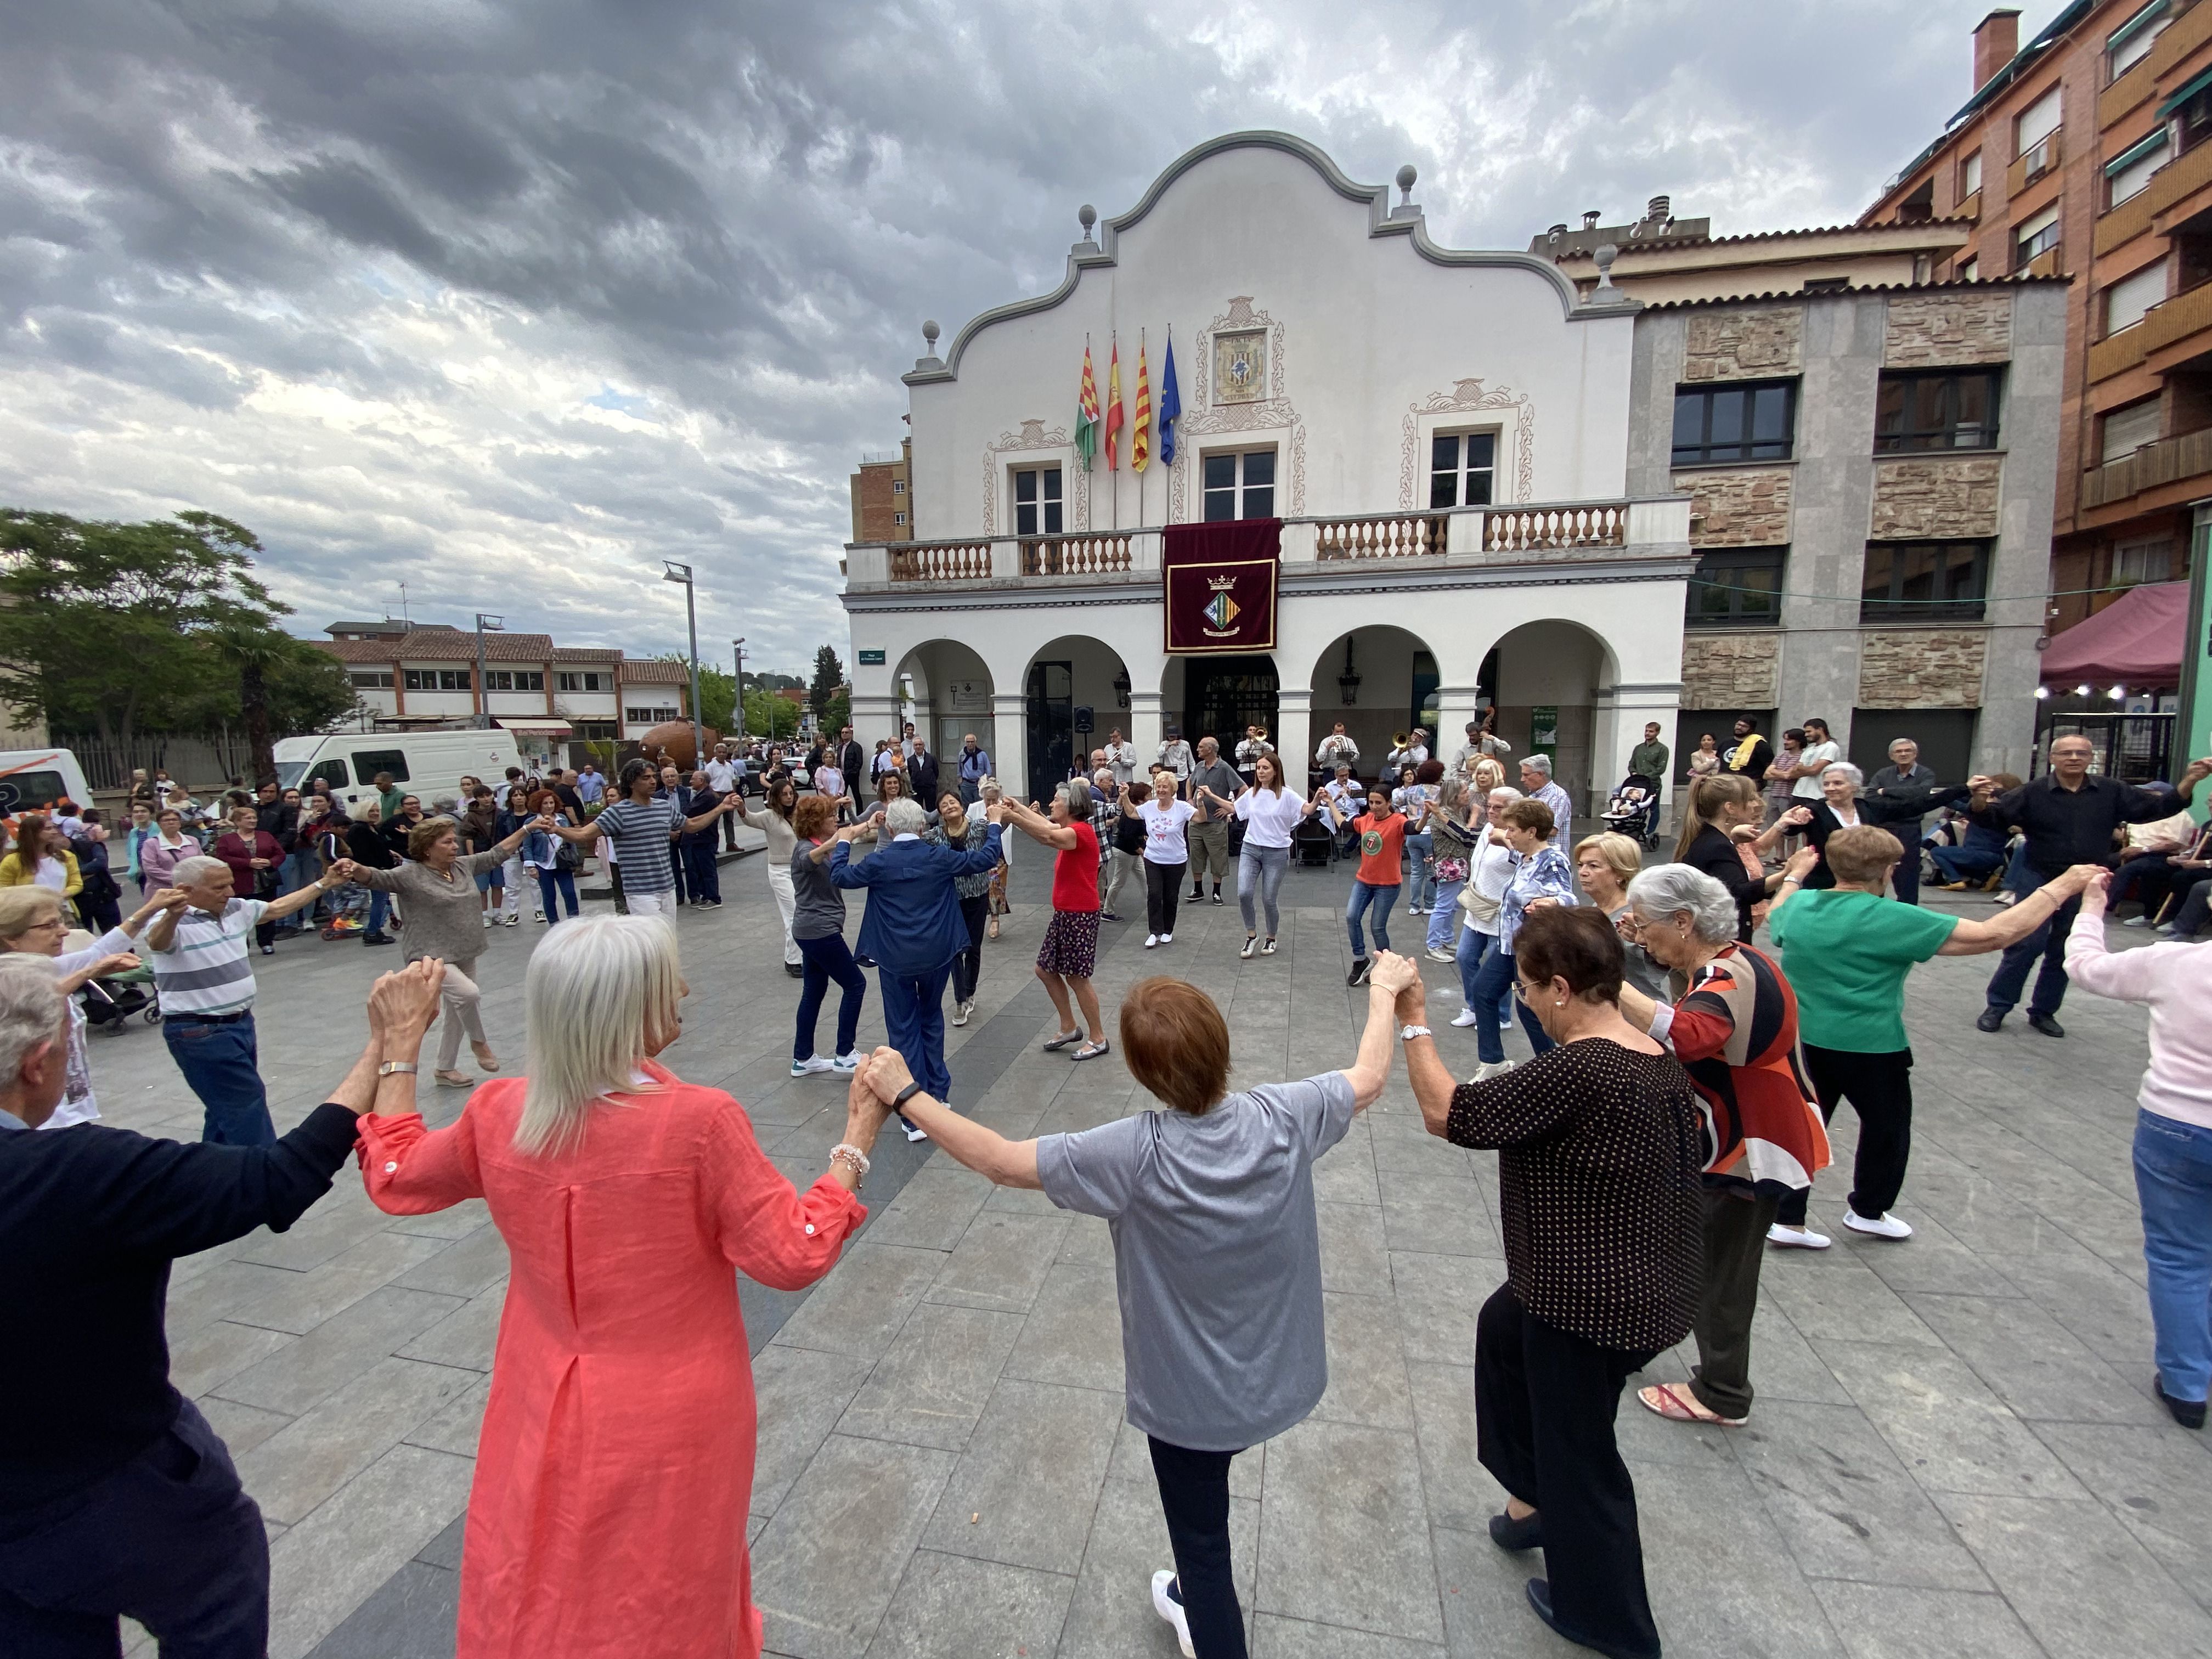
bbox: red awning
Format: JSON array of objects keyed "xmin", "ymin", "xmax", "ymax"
[{"xmin": 2039, "ymin": 582, "xmax": 2188, "ymax": 687}]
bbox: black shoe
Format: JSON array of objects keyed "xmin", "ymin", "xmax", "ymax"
[
  {"xmin": 1975, "ymin": 1008, "xmax": 2005, "ymax": 1033},
  {"xmin": 1525, "ymin": 1578, "xmax": 1653, "ymax": 1659},
  {"xmin": 1189, "ymin": 890, "xmax": 1205, "ymax": 902},
  {"xmin": 1100, "ymin": 911, "xmax": 1122, "ymax": 922},
  {"xmin": 1210, "ymin": 891, "xmax": 1224, "ymax": 905},
  {"xmin": 855, "ymin": 954, "xmax": 876, "ymax": 968},
  {"xmin": 361, "ymin": 932, "xmax": 397, "ymax": 947},
  {"xmin": 2028, "ymin": 1013, "xmax": 2066, "ymax": 1039},
  {"xmin": 1347, "ymin": 958, "xmax": 1372, "ymax": 987},
  {"xmin": 2156, "ymin": 1374, "xmax": 2207, "ymax": 1429},
  {"xmin": 1489, "ymin": 1509, "xmax": 1543, "ymax": 1551},
  {"xmin": 784, "ymin": 962, "xmax": 805, "ymax": 978}
]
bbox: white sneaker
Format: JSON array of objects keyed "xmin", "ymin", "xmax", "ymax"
[
  {"xmin": 1767, "ymin": 1223, "xmax": 1832, "ymax": 1250},
  {"xmin": 1261, "ymin": 938, "xmax": 1277, "ymax": 955},
  {"xmin": 481, "ymin": 913, "xmax": 494, "ymax": 928},
  {"xmin": 504, "ymin": 913, "xmax": 520, "ymax": 926},
  {"xmin": 1469, "ymin": 1059, "xmax": 1516, "ymax": 1082},
  {"xmin": 1159, "ymin": 933, "xmax": 1172, "ymax": 945},
  {"xmin": 1450, "ymin": 1007, "xmax": 1481, "ymax": 1027},
  {"xmin": 2122, "ymin": 915, "xmax": 2151, "ymax": 929},
  {"xmin": 1150, "ymin": 1570, "xmax": 1195, "ymax": 1659},
  {"xmin": 1425, "ymin": 946, "xmax": 1455, "ymax": 962},
  {"xmin": 1145, "ymin": 934, "xmax": 1160, "ymax": 949},
  {"xmin": 1240, "ymin": 937, "xmax": 1258, "ymax": 959},
  {"xmin": 831, "ymin": 1052, "xmax": 862, "ymax": 1074},
  {"xmin": 951, "ymin": 1000, "xmax": 973, "ymax": 1027},
  {"xmin": 1843, "ymin": 1207, "xmax": 1914, "ymax": 1240},
  {"xmin": 902, "ymin": 1118, "xmax": 929, "ymax": 1143},
  {"xmin": 788, "ymin": 1056, "xmax": 837, "ymax": 1078}
]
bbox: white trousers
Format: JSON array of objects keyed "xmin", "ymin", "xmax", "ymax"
[
  {"xmin": 766, "ymin": 864, "xmax": 802, "ymax": 964},
  {"xmin": 435, "ymin": 963, "xmax": 488, "ymax": 1071},
  {"xmin": 627, "ymin": 890, "xmax": 676, "ymax": 921}
]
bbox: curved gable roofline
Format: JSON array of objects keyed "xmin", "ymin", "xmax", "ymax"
[{"xmin": 906, "ymin": 129, "xmax": 1602, "ymax": 386}]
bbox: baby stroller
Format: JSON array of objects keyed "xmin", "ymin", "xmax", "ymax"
[
  {"xmin": 1601, "ymin": 773, "xmax": 1663, "ymax": 848},
  {"xmin": 1292, "ymin": 811, "xmax": 1336, "ymax": 868},
  {"xmin": 81, "ymin": 964, "xmax": 157, "ymax": 1031}
]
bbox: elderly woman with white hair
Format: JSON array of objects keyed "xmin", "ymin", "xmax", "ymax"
[
  {"xmin": 1767, "ymin": 761, "xmax": 1969, "ymax": 895},
  {"xmin": 353, "ymin": 916, "xmax": 884, "ymax": 1658},
  {"xmin": 0, "ymin": 885, "xmax": 167, "ymax": 1128},
  {"xmin": 1612, "ymin": 864, "xmax": 1830, "ymax": 1427}
]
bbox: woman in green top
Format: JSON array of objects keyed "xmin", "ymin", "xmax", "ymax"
[{"xmin": 1765, "ymin": 825, "xmax": 2100, "ymax": 1245}]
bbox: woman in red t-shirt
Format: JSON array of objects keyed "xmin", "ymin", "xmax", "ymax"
[
  {"xmin": 997, "ymin": 778, "xmax": 1110, "ymax": 1062},
  {"xmin": 1346, "ymin": 786, "xmax": 1407, "ymax": 986}
]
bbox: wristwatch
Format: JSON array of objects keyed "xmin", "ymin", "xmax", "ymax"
[
  {"xmin": 1399, "ymin": 1024, "xmax": 1432, "ymax": 1041},
  {"xmin": 893, "ymin": 1080, "xmax": 923, "ymax": 1108},
  {"xmin": 377, "ymin": 1061, "xmax": 419, "ymax": 1077}
]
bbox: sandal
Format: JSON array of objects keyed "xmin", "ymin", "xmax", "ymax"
[
  {"xmin": 1637, "ymin": 1383, "xmax": 1745, "ymax": 1426},
  {"xmin": 1042, "ymin": 1029, "xmax": 1086, "ymax": 1052},
  {"xmin": 987, "ymin": 917, "xmax": 1001, "ymax": 940},
  {"xmin": 434, "ymin": 1069, "xmax": 472, "ymax": 1088}
]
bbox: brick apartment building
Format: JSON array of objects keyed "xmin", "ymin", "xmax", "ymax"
[
  {"xmin": 848, "ymin": 436, "xmax": 913, "ymax": 541},
  {"xmin": 1864, "ymin": 1, "xmax": 2212, "ymax": 645}
]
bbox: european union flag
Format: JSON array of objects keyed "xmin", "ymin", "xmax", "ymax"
[{"xmin": 1158, "ymin": 333, "xmax": 1182, "ymax": 466}]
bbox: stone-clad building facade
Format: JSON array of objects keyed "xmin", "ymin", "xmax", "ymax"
[{"xmin": 1624, "ymin": 280, "xmax": 2067, "ymax": 781}]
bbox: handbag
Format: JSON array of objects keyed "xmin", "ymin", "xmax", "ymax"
[{"xmin": 1459, "ymin": 883, "xmax": 1502, "ymax": 926}]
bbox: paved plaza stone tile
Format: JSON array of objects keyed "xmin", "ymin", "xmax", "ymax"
[{"xmin": 67, "ymin": 847, "xmax": 2212, "ymax": 1657}]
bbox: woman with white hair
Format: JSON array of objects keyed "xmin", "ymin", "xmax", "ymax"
[
  {"xmin": 354, "ymin": 917, "xmax": 883, "ymax": 1658},
  {"xmin": 1613, "ymin": 864, "xmax": 1830, "ymax": 1426},
  {"xmin": 0, "ymin": 885, "xmax": 164, "ymax": 1128}
]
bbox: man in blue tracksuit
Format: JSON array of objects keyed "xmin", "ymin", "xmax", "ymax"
[{"xmin": 829, "ymin": 794, "xmax": 1004, "ymax": 1139}]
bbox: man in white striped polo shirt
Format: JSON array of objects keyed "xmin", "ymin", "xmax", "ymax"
[{"xmin": 140, "ymin": 855, "xmax": 338, "ymax": 1144}]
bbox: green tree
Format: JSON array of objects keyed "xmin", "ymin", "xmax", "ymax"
[
  {"xmin": 0, "ymin": 509, "xmax": 357, "ymax": 759},
  {"xmin": 809, "ymin": 645, "xmax": 844, "ymax": 723},
  {"xmin": 652, "ymin": 653, "xmax": 737, "ymax": 740},
  {"xmin": 742, "ymin": 687, "xmax": 803, "ymax": 738}
]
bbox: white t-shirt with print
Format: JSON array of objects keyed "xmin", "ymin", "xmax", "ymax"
[{"xmin": 1138, "ymin": 799, "xmax": 1197, "ymax": 865}]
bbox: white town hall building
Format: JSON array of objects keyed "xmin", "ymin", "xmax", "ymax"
[{"xmin": 839, "ymin": 131, "xmax": 1703, "ymax": 808}]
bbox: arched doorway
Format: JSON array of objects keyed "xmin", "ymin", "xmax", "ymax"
[
  {"xmin": 1308, "ymin": 625, "xmax": 1441, "ymax": 783},
  {"xmin": 1181, "ymin": 654, "xmax": 1278, "ymax": 755},
  {"xmin": 1483, "ymin": 618, "xmax": 1622, "ymax": 812},
  {"xmin": 1024, "ymin": 635, "xmax": 1132, "ymax": 803},
  {"xmin": 891, "ymin": 640, "xmax": 995, "ymax": 783}
]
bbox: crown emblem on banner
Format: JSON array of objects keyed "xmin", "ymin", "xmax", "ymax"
[{"xmin": 1202, "ymin": 591, "xmax": 1240, "ymax": 631}]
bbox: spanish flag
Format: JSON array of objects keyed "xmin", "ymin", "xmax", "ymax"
[
  {"xmin": 1075, "ymin": 341, "xmax": 1099, "ymax": 469},
  {"xmin": 1132, "ymin": 337, "xmax": 1152, "ymax": 472},
  {"xmin": 1105, "ymin": 336, "xmax": 1125, "ymax": 470}
]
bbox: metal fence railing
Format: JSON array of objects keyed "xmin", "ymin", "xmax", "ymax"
[{"xmin": 58, "ymin": 735, "xmax": 259, "ymax": 794}]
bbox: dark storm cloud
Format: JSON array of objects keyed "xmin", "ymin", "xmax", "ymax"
[{"xmin": 0, "ymin": 0, "xmax": 2021, "ymax": 670}]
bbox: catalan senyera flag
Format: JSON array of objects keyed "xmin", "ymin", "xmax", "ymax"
[
  {"xmin": 1075, "ymin": 341, "xmax": 1099, "ymax": 469},
  {"xmin": 1105, "ymin": 336, "xmax": 1125, "ymax": 470},
  {"xmin": 1132, "ymin": 338, "xmax": 1152, "ymax": 472}
]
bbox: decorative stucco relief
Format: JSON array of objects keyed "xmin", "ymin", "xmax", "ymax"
[
  {"xmin": 1397, "ymin": 379, "xmax": 1536, "ymax": 509},
  {"xmin": 979, "ymin": 417, "xmax": 1081, "ymax": 534},
  {"xmin": 1168, "ymin": 297, "xmax": 1306, "ymax": 522}
]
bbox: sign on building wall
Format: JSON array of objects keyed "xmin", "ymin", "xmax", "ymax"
[
  {"xmin": 857, "ymin": 649, "xmax": 887, "ymax": 665},
  {"xmin": 945, "ymin": 679, "xmax": 990, "ymax": 715},
  {"xmin": 1163, "ymin": 520, "xmax": 1280, "ymax": 655},
  {"xmin": 1531, "ymin": 705, "xmax": 1560, "ymax": 761}
]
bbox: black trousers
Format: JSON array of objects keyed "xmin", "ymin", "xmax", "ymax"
[
  {"xmin": 1690, "ymin": 1186, "xmax": 1778, "ymax": 1422},
  {"xmin": 1984, "ymin": 890, "xmax": 2081, "ymax": 1019},
  {"xmin": 1475, "ymin": 1285, "xmax": 1661, "ymax": 1659},
  {"xmin": 1777, "ymin": 1046, "xmax": 1914, "ymax": 1226},
  {"xmin": 951, "ymin": 893, "xmax": 990, "ymax": 1003},
  {"xmin": 1145, "ymin": 859, "xmax": 1187, "ymax": 936},
  {"xmin": 1148, "ymin": 1437, "xmax": 1247, "ymax": 1658},
  {"xmin": 682, "ymin": 839, "xmax": 721, "ymax": 903},
  {"xmin": 0, "ymin": 1399, "xmax": 267, "ymax": 1658}
]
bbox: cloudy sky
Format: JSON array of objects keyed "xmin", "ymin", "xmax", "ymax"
[{"xmin": 1, "ymin": 0, "xmax": 2033, "ymax": 674}]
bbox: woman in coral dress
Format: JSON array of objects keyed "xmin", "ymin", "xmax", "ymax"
[{"xmin": 353, "ymin": 918, "xmax": 887, "ymax": 1658}]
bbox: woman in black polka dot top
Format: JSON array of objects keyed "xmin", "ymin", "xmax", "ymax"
[{"xmin": 1395, "ymin": 907, "xmax": 1703, "ymax": 1659}]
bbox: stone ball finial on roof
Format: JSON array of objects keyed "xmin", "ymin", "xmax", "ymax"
[
  {"xmin": 1593, "ymin": 243, "xmax": 1621, "ymax": 291},
  {"xmin": 922, "ymin": 319, "xmax": 940, "ymax": 347},
  {"xmin": 1395, "ymin": 163, "xmax": 1417, "ymax": 203},
  {"xmin": 1078, "ymin": 203, "xmax": 1097, "ymax": 239}
]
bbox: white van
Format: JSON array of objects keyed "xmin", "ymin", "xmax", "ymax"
[
  {"xmin": 0, "ymin": 747, "xmax": 94, "ymax": 818},
  {"xmin": 273, "ymin": 730, "xmax": 524, "ymax": 812}
]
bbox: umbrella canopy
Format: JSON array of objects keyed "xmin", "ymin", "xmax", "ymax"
[{"xmin": 2039, "ymin": 582, "xmax": 2188, "ymax": 687}]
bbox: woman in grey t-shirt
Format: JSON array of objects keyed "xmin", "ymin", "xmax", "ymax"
[{"xmin": 852, "ymin": 961, "xmax": 1413, "ymax": 1659}]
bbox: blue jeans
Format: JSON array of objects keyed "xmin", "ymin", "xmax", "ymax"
[
  {"xmin": 1238, "ymin": 843, "xmax": 1291, "ymax": 937},
  {"xmin": 162, "ymin": 1014, "xmax": 275, "ymax": 1146},
  {"xmin": 1346, "ymin": 880, "xmax": 1398, "ymax": 957},
  {"xmin": 1929, "ymin": 844, "xmax": 2003, "ymax": 886},
  {"xmin": 1469, "ymin": 941, "xmax": 1556, "ymax": 1066},
  {"xmin": 1457, "ymin": 926, "xmax": 1515, "ymax": 1025},
  {"xmin": 1404, "ymin": 832, "xmax": 1435, "ymax": 909},
  {"xmin": 2135, "ymin": 1109, "xmax": 2212, "ymax": 1404},
  {"xmin": 535, "ymin": 866, "xmax": 579, "ymax": 922},
  {"xmin": 274, "ymin": 849, "xmax": 315, "ymax": 930},
  {"xmin": 878, "ymin": 962, "xmax": 954, "ymax": 1103},
  {"xmin": 1426, "ymin": 881, "xmax": 1465, "ymax": 951},
  {"xmin": 1983, "ymin": 892, "xmax": 2081, "ymax": 1019},
  {"xmin": 797, "ymin": 934, "xmax": 867, "ymax": 1062},
  {"xmin": 365, "ymin": 888, "xmax": 391, "ymax": 935}
]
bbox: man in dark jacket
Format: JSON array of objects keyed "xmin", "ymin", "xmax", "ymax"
[
  {"xmin": 906, "ymin": 736, "xmax": 941, "ymax": 805},
  {"xmin": 1867, "ymin": 737, "xmax": 1943, "ymax": 905},
  {"xmin": 0, "ymin": 957, "xmax": 442, "ymax": 1657},
  {"xmin": 837, "ymin": 727, "xmax": 866, "ymax": 796},
  {"xmin": 1968, "ymin": 735, "xmax": 2209, "ymax": 1035}
]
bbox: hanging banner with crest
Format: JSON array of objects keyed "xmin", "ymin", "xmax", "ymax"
[{"xmin": 1162, "ymin": 518, "xmax": 1280, "ymax": 655}]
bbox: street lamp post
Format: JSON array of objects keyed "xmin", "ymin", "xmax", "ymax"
[
  {"xmin": 663, "ymin": 562, "xmax": 704, "ymax": 766},
  {"xmin": 732, "ymin": 637, "xmax": 746, "ymax": 743},
  {"xmin": 474, "ymin": 613, "xmax": 504, "ymax": 730}
]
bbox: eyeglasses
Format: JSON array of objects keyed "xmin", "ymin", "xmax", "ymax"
[{"xmin": 1513, "ymin": 980, "xmax": 1536, "ymax": 1004}]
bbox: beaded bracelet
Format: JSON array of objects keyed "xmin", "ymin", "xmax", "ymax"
[{"xmin": 830, "ymin": 1142, "xmax": 871, "ymax": 1190}]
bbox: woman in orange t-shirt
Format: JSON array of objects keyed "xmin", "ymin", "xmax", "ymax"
[{"xmin": 1345, "ymin": 785, "xmax": 1407, "ymax": 985}]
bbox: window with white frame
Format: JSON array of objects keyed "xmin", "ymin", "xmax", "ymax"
[
  {"xmin": 556, "ymin": 670, "xmax": 607, "ymax": 692},
  {"xmin": 2108, "ymin": 0, "xmax": 2170, "ymax": 79},
  {"xmin": 482, "ymin": 669, "xmax": 544, "ymax": 692},
  {"xmin": 1956, "ymin": 255, "xmax": 1979, "ymax": 282},
  {"xmin": 402, "ymin": 668, "xmax": 472, "ymax": 691},
  {"xmin": 2105, "ymin": 259, "xmax": 2167, "ymax": 336},
  {"xmin": 2107, "ymin": 131, "xmax": 2169, "ymax": 206},
  {"xmin": 2016, "ymin": 87, "xmax": 2061, "ymax": 157},
  {"xmin": 349, "ymin": 670, "xmax": 394, "ymax": 689},
  {"xmin": 893, "ymin": 511, "xmax": 905, "ymax": 526},
  {"xmin": 1201, "ymin": 448, "xmax": 1277, "ymax": 520},
  {"xmin": 1428, "ymin": 431, "xmax": 1497, "ymax": 508},
  {"xmin": 2015, "ymin": 206, "xmax": 2060, "ymax": 270},
  {"xmin": 1012, "ymin": 465, "xmax": 1063, "ymax": 536},
  {"xmin": 2112, "ymin": 536, "xmax": 2174, "ymax": 584},
  {"xmin": 1960, "ymin": 150, "xmax": 1982, "ymax": 200},
  {"xmin": 892, "ymin": 478, "xmax": 905, "ymax": 494}
]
